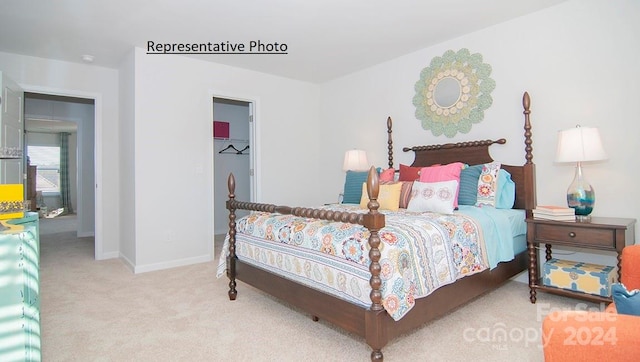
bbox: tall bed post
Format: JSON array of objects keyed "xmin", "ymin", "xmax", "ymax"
[
  {"xmin": 523, "ymin": 92, "xmax": 533, "ymax": 165},
  {"xmin": 364, "ymin": 166, "xmax": 385, "ymax": 312},
  {"xmin": 226, "ymin": 173, "xmax": 238, "ymax": 301},
  {"xmin": 522, "ymin": 91, "xmax": 537, "ymax": 217},
  {"xmin": 386, "ymin": 117, "xmax": 393, "ymax": 169},
  {"xmin": 363, "ymin": 167, "xmax": 387, "ymax": 361}
]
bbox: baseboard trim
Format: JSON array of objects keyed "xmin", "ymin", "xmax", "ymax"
[
  {"xmin": 133, "ymin": 254, "xmax": 212, "ymax": 274},
  {"xmin": 119, "ymin": 253, "xmax": 136, "ymax": 273}
]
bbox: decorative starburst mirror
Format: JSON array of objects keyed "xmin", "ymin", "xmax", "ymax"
[{"xmin": 413, "ymin": 48, "xmax": 495, "ymax": 138}]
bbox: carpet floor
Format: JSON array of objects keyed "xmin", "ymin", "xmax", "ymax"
[{"xmin": 38, "ymin": 215, "xmax": 599, "ymax": 361}]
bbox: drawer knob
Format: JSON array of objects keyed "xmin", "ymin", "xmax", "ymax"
[{"xmin": 568, "ymin": 232, "xmax": 576, "ymax": 238}]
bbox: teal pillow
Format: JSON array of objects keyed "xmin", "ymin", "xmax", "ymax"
[
  {"xmin": 342, "ymin": 168, "xmax": 381, "ymax": 204},
  {"xmin": 458, "ymin": 164, "xmax": 483, "ymax": 205},
  {"xmin": 612, "ymin": 283, "xmax": 640, "ymax": 316},
  {"xmin": 496, "ymin": 169, "xmax": 516, "ymax": 209},
  {"xmin": 343, "ymin": 171, "xmax": 368, "ymax": 203}
]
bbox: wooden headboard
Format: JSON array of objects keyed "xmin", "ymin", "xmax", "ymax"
[{"xmin": 386, "ymin": 92, "xmax": 536, "ymax": 212}]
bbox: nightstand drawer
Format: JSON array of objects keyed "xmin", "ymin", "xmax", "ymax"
[{"xmin": 534, "ymin": 223, "xmax": 615, "ymax": 247}]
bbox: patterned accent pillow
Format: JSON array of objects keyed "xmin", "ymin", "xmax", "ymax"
[
  {"xmin": 359, "ymin": 182, "xmax": 402, "ymax": 211},
  {"xmin": 458, "ymin": 164, "xmax": 484, "ymax": 205},
  {"xmin": 418, "ymin": 162, "xmax": 465, "ymax": 208},
  {"xmin": 399, "ymin": 164, "xmax": 421, "ymax": 181},
  {"xmin": 476, "ymin": 162, "xmax": 501, "ymax": 207},
  {"xmin": 406, "ymin": 180, "xmax": 458, "ymax": 214}
]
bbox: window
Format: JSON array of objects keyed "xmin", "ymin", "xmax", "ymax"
[{"xmin": 28, "ymin": 146, "xmax": 61, "ymax": 193}]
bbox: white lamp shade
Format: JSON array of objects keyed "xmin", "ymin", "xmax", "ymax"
[
  {"xmin": 555, "ymin": 126, "xmax": 607, "ymax": 163},
  {"xmin": 343, "ymin": 149, "xmax": 369, "ymax": 171}
]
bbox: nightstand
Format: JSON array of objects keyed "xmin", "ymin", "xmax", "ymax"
[{"xmin": 526, "ymin": 216, "xmax": 636, "ymax": 304}]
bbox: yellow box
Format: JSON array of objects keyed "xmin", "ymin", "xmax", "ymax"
[
  {"xmin": 543, "ymin": 258, "xmax": 616, "ymax": 297},
  {"xmin": 0, "ymin": 184, "xmax": 24, "ymax": 220}
]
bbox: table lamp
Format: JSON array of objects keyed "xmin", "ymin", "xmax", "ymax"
[
  {"xmin": 555, "ymin": 125, "xmax": 607, "ymax": 220},
  {"xmin": 343, "ymin": 149, "xmax": 369, "ymax": 171}
]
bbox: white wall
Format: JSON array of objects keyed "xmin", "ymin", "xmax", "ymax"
[
  {"xmin": 118, "ymin": 49, "xmax": 136, "ymax": 266},
  {"xmin": 130, "ymin": 48, "xmax": 321, "ymax": 272},
  {"xmin": 319, "ymin": 0, "xmax": 640, "ymax": 272},
  {"xmin": 0, "ymin": 51, "xmax": 119, "ymax": 259}
]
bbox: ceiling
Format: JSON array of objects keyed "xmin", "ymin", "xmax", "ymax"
[{"xmin": 0, "ymin": 0, "xmax": 566, "ymax": 83}]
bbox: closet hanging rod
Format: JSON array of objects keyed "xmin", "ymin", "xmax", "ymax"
[{"xmin": 214, "ymin": 137, "xmax": 249, "ymax": 143}]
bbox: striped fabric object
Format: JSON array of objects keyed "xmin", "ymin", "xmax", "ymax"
[{"xmin": 380, "ymin": 181, "xmax": 413, "ymax": 209}]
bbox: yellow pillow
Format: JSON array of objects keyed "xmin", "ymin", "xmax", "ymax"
[{"xmin": 359, "ymin": 182, "xmax": 402, "ymax": 211}]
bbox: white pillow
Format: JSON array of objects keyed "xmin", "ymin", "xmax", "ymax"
[{"xmin": 407, "ymin": 180, "xmax": 458, "ymax": 214}]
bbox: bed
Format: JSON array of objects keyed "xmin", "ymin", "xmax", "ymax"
[{"xmin": 217, "ymin": 92, "xmax": 536, "ymax": 361}]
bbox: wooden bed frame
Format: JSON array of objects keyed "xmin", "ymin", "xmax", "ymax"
[{"xmin": 224, "ymin": 92, "xmax": 536, "ymax": 361}]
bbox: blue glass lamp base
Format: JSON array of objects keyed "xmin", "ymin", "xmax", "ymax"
[{"xmin": 566, "ymin": 164, "xmax": 595, "ymax": 221}]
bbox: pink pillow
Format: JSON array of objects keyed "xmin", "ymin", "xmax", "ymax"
[
  {"xmin": 419, "ymin": 162, "xmax": 465, "ymax": 208},
  {"xmin": 379, "ymin": 168, "xmax": 395, "ymax": 182},
  {"xmin": 399, "ymin": 164, "xmax": 421, "ymax": 181}
]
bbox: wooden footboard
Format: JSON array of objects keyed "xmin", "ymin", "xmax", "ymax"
[
  {"xmin": 227, "ymin": 232, "xmax": 527, "ymax": 361},
  {"xmin": 226, "ymin": 167, "xmax": 388, "ymax": 360}
]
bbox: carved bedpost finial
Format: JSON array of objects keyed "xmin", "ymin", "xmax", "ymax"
[
  {"xmin": 522, "ymin": 92, "xmax": 533, "ymax": 164},
  {"xmin": 387, "ymin": 117, "xmax": 394, "ymax": 169},
  {"xmin": 227, "ymin": 172, "xmax": 236, "ymax": 199},
  {"xmin": 366, "ymin": 166, "xmax": 380, "ymax": 209},
  {"xmin": 522, "ymin": 92, "xmax": 530, "ymax": 112}
]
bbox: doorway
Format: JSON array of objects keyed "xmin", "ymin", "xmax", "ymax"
[
  {"xmin": 212, "ymin": 97, "xmax": 254, "ymax": 238},
  {"xmin": 23, "ymin": 92, "xmax": 95, "ymax": 240}
]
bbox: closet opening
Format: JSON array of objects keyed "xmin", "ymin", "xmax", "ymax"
[{"xmin": 212, "ymin": 97, "xmax": 255, "ymax": 246}]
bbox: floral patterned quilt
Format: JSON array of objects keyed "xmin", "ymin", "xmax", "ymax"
[{"xmin": 217, "ymin": 204, "xmax": 489, "ymax": 321}]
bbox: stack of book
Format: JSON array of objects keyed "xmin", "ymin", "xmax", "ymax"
[{"xmin": 533, "ymin": 205, "xmax": 576, "ymax": 221}]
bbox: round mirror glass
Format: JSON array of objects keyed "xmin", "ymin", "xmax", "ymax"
[{"xmin": 433, "ymin": 77, "xmax": 461, "ymax": 108}]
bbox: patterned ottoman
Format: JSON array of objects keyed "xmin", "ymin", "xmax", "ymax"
[{"xmin": 543, "ymin": 258, "xmax": 617, "ymax": 297}]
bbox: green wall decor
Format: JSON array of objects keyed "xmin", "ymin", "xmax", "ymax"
[{"xmin": 413, "ymin": 48, "xmax": 495, "ymax": 138}]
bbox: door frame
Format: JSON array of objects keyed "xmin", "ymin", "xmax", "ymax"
[
  {"xmin": 209, "ymin": 90, "xmax": 259, "ymax": 201},
  {"xmin": 208, "ymin": 89, "xmax": 259, "ymax": 257},
  {"xmin": 22, "ymin": 84, "xmax": 103, "ymax": 259}
]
